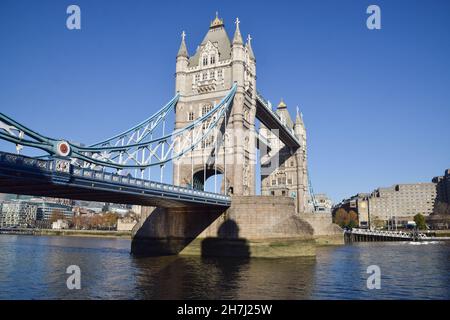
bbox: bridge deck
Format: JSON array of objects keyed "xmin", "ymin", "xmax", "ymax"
[
  {"xmin": 0, "ymin": 152, "xmax": 231, "ymax": 208},
  {"xmin": 256, "ymin": 93, "xmax": 301, "ymax": 149}
]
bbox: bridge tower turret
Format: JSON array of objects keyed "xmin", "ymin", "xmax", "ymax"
[
  {"xmin": 172, "ymin": 14, "xmax": 257, "ymax": 195},
  {"xmin": 294, "ymin": 108, "xmax": 309, "ymax": 213}
]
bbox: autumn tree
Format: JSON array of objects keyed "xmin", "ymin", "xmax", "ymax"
[
  {"xmin": 50, "ymin": 209, "xmax": 64, "ymax": 223},
  {"xmin": 348, "ymin": 210, "xmax": 359, "ymax": 229},
  {"xmin": 334, "ymin": 208, "xmax": 349, "ymax": 228},
  {"xmin": 102, "ymin": 212, "xmax": 119, "ymax": 230}
]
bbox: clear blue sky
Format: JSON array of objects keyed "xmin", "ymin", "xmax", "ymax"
[{"xmin": 1, "ymin": 0, "xmax": 449, "ymax": 202}]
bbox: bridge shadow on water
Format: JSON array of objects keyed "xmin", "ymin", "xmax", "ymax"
[{"xmin": 130, "ymin": 252, "xmax": 317, "ymax": 299}]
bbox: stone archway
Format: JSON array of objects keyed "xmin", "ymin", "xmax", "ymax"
[{"xmin": 192, "ymin": 166, "xmax": 227, "ymax": 193}]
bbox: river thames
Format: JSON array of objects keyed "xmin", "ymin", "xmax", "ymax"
[{"xmin": 0, "ymin": 235, "xmax": 448, "ymax": 300}]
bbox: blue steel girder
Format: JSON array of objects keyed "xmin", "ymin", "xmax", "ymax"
[
  {"xmin": 0, "ymin": 84, "xmax": 237, "ymax": 174},
  {"xmin": 0, "ymin": 151, "xmax": 231, "ymax": 207}
]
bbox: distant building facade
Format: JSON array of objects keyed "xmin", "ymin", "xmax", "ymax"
[
  {"xmin": 369, "ymin": 183, "xmax": 436, "ymax": 221},
  {"xmin": 334, "ymin": 193, "xmax": 370, "ymax": 228},
  {"xmin": 310, "ymin": 193, "xmax": 333, "ymax": 213},
  {"xmin": 28, "ymin": 198, "xmax": 73, "ymax": 220},
  {"xmin": 52, "ymin": 219, "xmax": 69, "ymax": 230},
  {"xmin": 335, "ymin": 182, "xmax": 437, "ymax": 229},
  {"xmin": 433, "ymin": 169, "xmax": 450, "ymax": 205},
  {"xmin": 0, "ymin": 200, "xmax": 37, "ymax": 228},
  {"xmin": 117, "ymin": 217, "xmax": 137, "ymax": 232},
  {"xmin": 428, "ymin": 169, "xmax": 450, "ymax": 229}
]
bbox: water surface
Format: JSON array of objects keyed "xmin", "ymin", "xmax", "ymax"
[{"xmin": 0, "ymin": 235, "xmax": 448, "ymax": 299}]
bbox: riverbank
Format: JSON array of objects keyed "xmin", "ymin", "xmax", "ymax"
[{"xmin": 0, "ymin": 228, "xmax": 131, "ymax": 239}]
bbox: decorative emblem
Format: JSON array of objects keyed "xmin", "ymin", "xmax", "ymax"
[
  {"xmin": 57, "ymin": 141, "xmax": 71, "ymax": 157},
  {"xmin": 55, "ymin": 159, "xmax": 70, "ymax": 173}
]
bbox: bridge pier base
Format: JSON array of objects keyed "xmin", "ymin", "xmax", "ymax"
[{"xmin": 131, "ymin": 196, "xmax": 341, "ymax": 258}]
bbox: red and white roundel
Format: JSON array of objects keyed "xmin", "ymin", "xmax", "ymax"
[{"xmin": 57, "ymin": 141, "xmax": 71, "ymax": 157}]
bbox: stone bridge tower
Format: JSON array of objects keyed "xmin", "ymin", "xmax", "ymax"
[
  {"xmin": 173, "ymin": 14, "xmax": 257, "ymax": 196},
  {"xmin": 260, "ymin": 103, "xmax": 310, "ymax": 213}
]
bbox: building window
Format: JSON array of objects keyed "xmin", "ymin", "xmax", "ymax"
[
  {"xmin": 202, "ymin": 72, "xmax": 208, "ymax": 80},
  {"xmin": 272, "ymin": 180, "xmax": 276, "ymax": 186},
  {"xmin": 282, "ymin": 191, "xmax": 286, "ymax": 196},
  {"xmin": 290, "ymin": 161, "xmax": 294, "ymax": 167},
  {"xmin": 288, "ymin": 179, "xmax": 292, "ymax": 185},
  {"xmin": 203, "ymin": 56, "xmax": 208, "ymax": 66},
  {"xmin": 202, "ymin": 104, "xmax": 213, "ymax": 116},
  {"xmin": 218, "ymin": 69, "xmax": 223, "ymax": 78},
  {"xmin": 209, "ymin": 70, "xmax": 215, "ymax": 79},
  {"xmin": 195, "ymin": 74, "xmax": 200, "ymax": 82},
  {"xmin": 188, "ymin": 112, "xmax": 195, "ymax": 121},
  {"xmin": 210, "ymin": 56, "xmax": 216, "ymax": 64},
  {"xmin": 271, "ymin": 191, "xmax": 275, "ymax": 196}
]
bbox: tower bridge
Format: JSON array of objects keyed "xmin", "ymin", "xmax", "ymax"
[{"xmin": 0, "ymin": 14, "xmax": 341, "ymax": 257}]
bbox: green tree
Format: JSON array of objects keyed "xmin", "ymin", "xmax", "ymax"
[{"xmin": 414, "ymin": 213, "xmax": 427, "ymax": 230}]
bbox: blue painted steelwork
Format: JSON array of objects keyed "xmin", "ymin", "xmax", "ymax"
[
  {"xmin": 0, "ymin": 151, "xmax": 231, "ymax": 207},
  {"xmin": 0, "ymin": 85, "xmax": 237, "ymax": 174}
]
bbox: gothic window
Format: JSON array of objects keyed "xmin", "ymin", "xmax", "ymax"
[
  {"xmin": 217, "ymin": 69, "xmax": 223, "ymax": 78},
  {"xmin": 202, "ymin": 72, "xmax": 207, "ymax": 80},
  {"xmin": 202, "ymin": 104, "xmax": 213, "ymax": 116},
  {"xmin": 209, "ymin": 70, "xmax": 215, "ymax": 79},
  {"xmin": 203, "ymin": 56, "xmax": 208, "ymax": 66},
  {"xmin": 210, "ymin": 55, "xmax": 216, "ymax": 64},
  {"xmin": 188, "ymin": 112, "xmax": 195, "ymax": 121},
  {"xmin": 195, "ymin": 74, "xmax": 200, "ymax": 82}
]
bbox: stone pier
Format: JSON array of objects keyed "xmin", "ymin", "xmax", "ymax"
[{"xmin": 131, "ymin": 196, "xmax": 343, "ymax": 258}]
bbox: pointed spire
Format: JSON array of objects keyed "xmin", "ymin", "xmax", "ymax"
[
  {"xmin": 210, "ymin": 11, "xmax": 224, "ymax": 28},
  {"xmin": 233, "ymin": 17, "xmax": 243, "ymax": 45},
  {"xmin": 177, "ymin": 30, "xmax": 189, "ymax": 58},
  {"xmin": 295, "ymin": 106, "xmax": 305, "ymax": 127},
  {"xmin": 277, "ymin": 98, "xmax": 287, "ymax": 109},
  {"xmin": 246, "ymin": 34, "xmax": 255, "ymax": 61}
]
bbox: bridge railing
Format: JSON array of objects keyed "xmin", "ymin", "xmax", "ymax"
[
  {"xmin": 349, "ymin": 228, "xmax": 415, "ymax": 238},
  {"xmin": 0, "ymin": 151, "xmax": 231, "ymax": 203}
]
